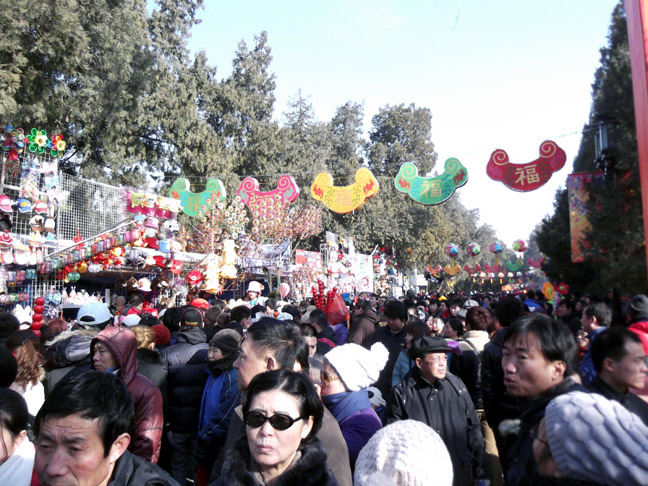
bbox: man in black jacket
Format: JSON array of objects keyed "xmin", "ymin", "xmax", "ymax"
[
  {"xmin": 481, "ymin": 295, "xmax": 524, "ymax": 469},
  {"xmin": 35, "ymin": 371, "xmax": 179, "ymax": 486},
  {"xmin": 588, "ymin": 326, "xmax": 648, "ymax": 424},
  {"xmin": 347, "ymin": 299, "xmax": 380, "ymax": 348},
  {"xmin": 387, "ymin": 335, "xmax": 487, "ymax": 486},
  {"xmin": 160, "ymin": 307, "xmax": 209, "ymax": 484},
  {"xmin": 500, "ymin": 313, "xmax": 581, "ymax": 485},
  {"xmin": 370, "ymin": 300, "xmax": 407, "ymax": 396}
]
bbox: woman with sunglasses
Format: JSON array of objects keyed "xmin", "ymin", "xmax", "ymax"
[{"xmin": 214, "ymin": 369, "xmax": 337, "ymax": 485}]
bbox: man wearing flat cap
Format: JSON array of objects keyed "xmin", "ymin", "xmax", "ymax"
[{"xmin": 387, "ymin": 335, "xmax": 488, "ymax": 486}]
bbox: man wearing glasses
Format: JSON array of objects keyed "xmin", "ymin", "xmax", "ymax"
[{"xmin": 387, "ymin": 335, "xmax": 487, "ymax": 486}]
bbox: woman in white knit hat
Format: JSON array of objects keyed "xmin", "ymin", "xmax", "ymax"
[
  {"xmin": 354, "ymin": 419, "xmax": 453, "ymax": 486},
  {"xmin": 320, "ymin": 342, "xmax": 388, "ymax": 469}
]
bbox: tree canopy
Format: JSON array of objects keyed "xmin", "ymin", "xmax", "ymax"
[
  {"xmin": 533, "ymin": 1, "xmax": 646, "ymax": 296},
  {"xmin": 2, "ymin": 0, "xmax": 508, "ymax": 290}
]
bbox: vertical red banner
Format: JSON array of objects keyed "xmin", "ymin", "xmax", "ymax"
[{"xmin": 625, "ymin": 0, "xmax": 648, "ymax": 284}]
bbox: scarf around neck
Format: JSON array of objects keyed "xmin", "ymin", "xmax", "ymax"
[{"xmin": 322, "ymin": 389, "xmax": 371, "ymax": 423}]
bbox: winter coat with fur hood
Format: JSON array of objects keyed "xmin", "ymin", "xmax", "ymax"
[
  {"xmin": 210, "ymin": 436, "xmax": 338, "ymax": 486},
  {"xmin": 91, "ymin": 326, "xmax": 164, "ymax": 463}
]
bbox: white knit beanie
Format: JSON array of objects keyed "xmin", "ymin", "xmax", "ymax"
[
  {"xmin": 545, "ymin": 391, "xmax": 648, "ymax": 485},
  {"xmin": 324, "ymin": 343, "xmax": 389, "ymax": 391},
  {"xmin": 354, "ymin": 419, "xmax": 453, "ymax": 486}
]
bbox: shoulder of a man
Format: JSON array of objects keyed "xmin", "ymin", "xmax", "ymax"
[
  {"xmin": 445, "ymin": 372, "xmax": 470, "ymax": 397},
  {"xmin": 110, "ymin": 450, "xmax": 180, "ymax": 486}
]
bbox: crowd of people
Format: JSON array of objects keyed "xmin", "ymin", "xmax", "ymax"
[{"xmin": 1, "ymin": 283, "xmax": 648, "ymax": 486}]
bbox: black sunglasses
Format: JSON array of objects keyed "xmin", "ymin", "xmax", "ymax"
[{"xmin": 244, "ymin": 411, "xmax": 304, "ymax": 431}]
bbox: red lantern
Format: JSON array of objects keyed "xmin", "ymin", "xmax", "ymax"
[
  {"xmin": 32, "ymin": 314, "xmax": 43, "ymax": 322},
  {"xmin": 35, "ymin": 297, "xmax": 45, "ymax": 305},
  {"xmin": 33, "ymin": 304, "xmax": 44, "ymax": 314}
]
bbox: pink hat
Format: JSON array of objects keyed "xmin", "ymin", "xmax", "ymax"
[
  {"xmin": 34, "ymin": 201, "xmax": 48, "ymax": 214},
  {"xmin": 0, "ymin": 195, "xmax": 14, "ymax": 213}
]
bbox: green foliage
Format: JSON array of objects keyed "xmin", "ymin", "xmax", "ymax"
[{"xmin": 3, "ymin": 2, "xmax": 509, "ymax": 279}]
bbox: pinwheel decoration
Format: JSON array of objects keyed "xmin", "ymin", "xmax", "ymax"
[
  {"xmin": 512, "ymin": 239, "xmax": 527, "ymax": 265},
  {"xmin": 489, "ymin": 241, "xmax": 504, "ymax": 267},
  {"xmin": 444, "ymin": 243, "xmax": 461, "ymax": 276},
  {"xmin": 542, "ymin": 282, "xmax": 555, "ymax": 303},
  {"xmin": 556, "ymin": 282, "xmax": 569, "ymax": 296},
  {"xmin": 26, "ymin": 128, "xmax": 49, "ymax": 154}
]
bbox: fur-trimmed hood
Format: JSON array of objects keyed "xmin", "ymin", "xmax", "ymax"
[
  {"xmin": 213, "ymin": 436, "xmax": 337, "ymax": 486},
  {"xmin": 46, "ymin": 329, "xmax": 98, "ymax": 367}
]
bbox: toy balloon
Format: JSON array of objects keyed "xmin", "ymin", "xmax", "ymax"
[
  {"xmin": 444, "ymin": 244, "xmax": 460, "ymax": 276},
  {"xmin": 279, "ymin": 282, "xmax": 290, "ymax": 299},
  {"xmin": 489, "ymin": 241, "xmax": 504, "ymax": 267},
  {"xmin": 466, "ymin": 242, "xmax": 481, "ymax": 257},
  {"xmin": 512, "ymin": 239, "xmax": 527, "ymax": 252}
]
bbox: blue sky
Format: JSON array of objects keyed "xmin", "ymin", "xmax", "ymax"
[{"xmin": 187, "ymin": 0, "xmax": 620, "ymax": 248}]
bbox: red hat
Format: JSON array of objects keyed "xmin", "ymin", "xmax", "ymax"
[
  {"xmin": 186, "ymin": 270, "xmax": 204, "ymax": 286},
  {"xmin": 153, "ymin": 255, "xmax": 167, "ymax": 268},
  {"xmin": 151, "ymin": 324, "xmax": 171, "ymax": 346},
  {"xmin": 169, "ymin": 260, "xmax": 183, "ymax": 274},
  {"xmin": 190, "ymin": 298, "xmax": 210, "ymax": 310},
  {"xmin": 144, "ymin": 237, "xmax": 159, "ymax": 250}
]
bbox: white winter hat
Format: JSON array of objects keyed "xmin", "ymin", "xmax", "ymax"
[
  {"xmin": 121, "ymin": 314, "xmax": 141, "ymax": 327},
  {"xmin": 324, "ymin": 342, "xmax": 389, "ymax": 391},
  {"xmin": 246, "ymin": 281, "xmax": 264, "ymax": 294},
  {"xmin": 354, "ymin": 419, "xmax": 453, "ymax": 486}
]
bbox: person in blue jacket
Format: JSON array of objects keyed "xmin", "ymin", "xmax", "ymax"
[{"xmin": 194, "ymin": 329, "xmax": 240, "ymax": 486}]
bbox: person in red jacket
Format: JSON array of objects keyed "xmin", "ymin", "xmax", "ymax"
[{"xmin": 91, "ymin": 326, "xmax": 164, "ymax": 463}]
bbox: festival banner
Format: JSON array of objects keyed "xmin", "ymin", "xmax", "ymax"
[
  {"xmin": 567, "ymin": 172, "xmax": 604, "ymax": 262},
  {"xmin": 394, "ymin": 158, "xmax": 468, "ymax": 205},
  {"xmin": 294, "ymin": 249, "xmax": 324, "ymax": 271},
  {"xmin": 487, "ymin": 140, "xmax": 566, "ymax": 192}
]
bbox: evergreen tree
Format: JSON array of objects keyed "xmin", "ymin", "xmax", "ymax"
[{"xmin": 536, "ymin": 2, "xmax": 646, "ymax": 295}]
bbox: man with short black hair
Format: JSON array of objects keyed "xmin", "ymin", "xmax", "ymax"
[
  {"xmin": 160, "ymin": 306, "xmax": 210, "ymax": 483},
  {"xmin": 501, "ymin": 314, "xmax": 581, "ymax": 485},
  {"xmin": 578, "ymin": 302, "xmax": 612, "ymax": 386},
  {"xmin": 388, "ymin": 335, "xmax": 487, "ymax": 486},
  {"xmin": 370, "ymin": 300, "xmax": 408, "ymax": 396},
  {"xmin": 588, "ymin": 326, "xmax": 648, "ymax": 424},
  {"xmin": 481, "ymin": 295, "xmax": 524, "ymax": 467},
  {"xmin": 34, "ymin": 372, "xmax": 178, "ymax": 486},
  {"xmin": 308, "ymin": 308, "xmax": 338, "ymax": 355},
  {"xmin": 209, "ymin": 318, "xmax": 352, "ymax": 486},
  {"xmin": 228, "ymin": 305, "xmax": 252, "ymax": 329},
  {"xmin": 557, "ymin": 299, "xmax": 580, "ymax": 335}
]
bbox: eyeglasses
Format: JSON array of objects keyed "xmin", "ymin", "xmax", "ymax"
[
  {"xmin": 424, "ymin": 354, "xmax": 448, "ymax": 364},
  {"xmin": 243, "ymin": 411, "xmax": 304, "ymax": 431}
]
